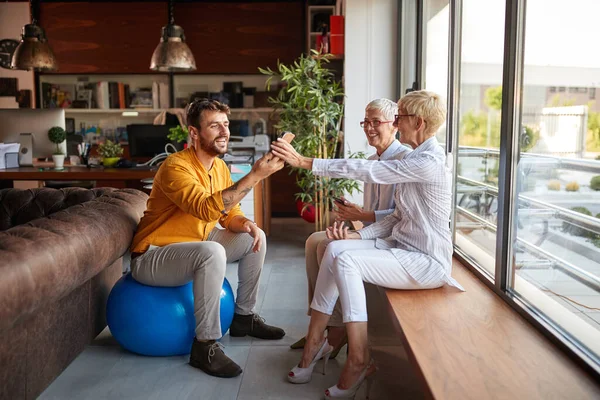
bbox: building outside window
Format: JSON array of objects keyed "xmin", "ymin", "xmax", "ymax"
[{"xmin": 510, "ymin": 0, "xmax": 600, "ymax": 364}]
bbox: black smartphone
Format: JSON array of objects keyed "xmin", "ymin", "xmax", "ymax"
[{"xmin": 333, "ymin": 197, "xmax": 345, "ymax": 205}]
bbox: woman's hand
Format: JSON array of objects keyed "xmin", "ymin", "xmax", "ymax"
[
  {"xmin": 335, "ymin": 199, "xmax": 368, "ymax": 222},
  {"xmin": 270, "ymin": 138, "xmax": 313, "ymax": 169},
  {"xmin": 325, "ymin": 221, "xmax": 361, "ymax": 241}
]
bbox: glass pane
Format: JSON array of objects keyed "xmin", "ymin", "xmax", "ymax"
[
  {"xmin": 511, "ymin": 0, "xmax": 600, "ymax": 360},
  {"xmin": 423, "ymin": 0, "xmax": 449, "ymax": 144},
  {"xmin": 453, "ymin": 0, "xmax": 506, "ymax": 279}
]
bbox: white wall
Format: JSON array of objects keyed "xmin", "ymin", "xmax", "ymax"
[
  {"xmin": 343, "ymin": 0, "xmax": 398, "ymax": 204},
  {"xmin": 0, "ymin": 3, "xmax": 34, "ymax": 106}
]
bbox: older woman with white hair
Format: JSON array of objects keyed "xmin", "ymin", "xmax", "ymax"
[
  {"xmin": 292, "ymin": 98, "xmax": 411, "ymax": 357},
  {"xmin": 271, "ymin": 90, "xmax": 464, "ymax": 399}
]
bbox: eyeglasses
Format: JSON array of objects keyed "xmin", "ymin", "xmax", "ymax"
[
  {"xmin": 394, "ymin": 114, "xmax": 416, "ymax": 123},
  {"xmin": 360, "ymin": 120, "xmax": 394, "ymax": 128}
]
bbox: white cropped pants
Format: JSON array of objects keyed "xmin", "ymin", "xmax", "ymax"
[{"xmin": 310, "ymin": 239, "xmax": 442, "ymax": 323}]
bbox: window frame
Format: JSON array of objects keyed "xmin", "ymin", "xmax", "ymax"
[{"xmin": 406, "ymin": 0, "xmax": 600, "ymax": 378}]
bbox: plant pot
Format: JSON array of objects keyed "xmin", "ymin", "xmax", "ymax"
[
  {"xmin": 52, "ymin": 154, "xmax": 65, "ymax": 170},
  {"xmin": 103, "ymin": 157, "xmax": 120, "ymax": 167},
  {"xmin": 296, "ymin": 199, "xmax": 316, "ymax": 223}
]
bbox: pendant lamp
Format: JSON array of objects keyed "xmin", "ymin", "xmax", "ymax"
[
  {"xmin": 11, "ymin": 0, "xmax": 58, "ymax": 71},
  {"xmin": 150, "ymin": 0, "xmax": 196, "ymax": 71}
]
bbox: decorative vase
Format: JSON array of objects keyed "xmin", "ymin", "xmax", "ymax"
[
  {"xmin": 103, "ymin": 157, "xmax": 120, "ymax": 167},
  {"xmin": 296, "ymin": 199, "xmax": 316, "ymax": 223},
  {"xmin": 52, "ymin": 154, "xmax": 65, "ymax": 170}
]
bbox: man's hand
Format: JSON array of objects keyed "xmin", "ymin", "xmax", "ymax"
[
  {"xmin": 252, "ymin": 153, "xmax": 285, "ymax": 180},
  {"xmin": 334, "ymin": 198, "xmax": 370, "ymax": 222},
  {"xmin": 243, "ymin": 219, "xmax": 263, "ymax": 253},
  {"xmin": 325, "ymin": 221, "xmax": 361, "ymax": 241},
  {"xmin": 270, "ymin": 138, "xmax": 313, "ymax": 169}
]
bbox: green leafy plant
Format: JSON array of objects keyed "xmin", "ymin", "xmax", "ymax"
[
  {"xmin": 591, "ymin": 176, "xmax": 600, "ymax": 191},
  {"xmin": 484, "ymin": 86, "xmax": 503, "ymax": 111},
  {"xmin": 521, "ymin": 125, "xmax": 539, "ymax": 152},
  {"xmin": 562, "ymin": 207, "xmax": 594, "ymax": 237},
  {"xmin": 47, "ymin": 126, "xmax": 66, "ymax": 155},
  {"xmin": 168, "ymin": 125, "xmax": 188, "ymax": 143},
  {"xmin": 97, "ymin": 140, "xmax": 123, "ymax": 158},
  {"xmin": 259, "ymin": 51, "xmax": 362, "ymax": 231}
]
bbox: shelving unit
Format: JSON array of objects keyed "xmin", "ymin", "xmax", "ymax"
[
  {"xmin": 306, "ymin": 5, "xmax": 335, "ymax": 54},
  {"xmin": 37, "ymin": 73, "xmax": 280, "ymax": 143}
]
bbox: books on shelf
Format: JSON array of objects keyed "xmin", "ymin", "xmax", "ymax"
[{"xmin": 42, "ymin": 80, "xmax": 143, "ymax": 110}]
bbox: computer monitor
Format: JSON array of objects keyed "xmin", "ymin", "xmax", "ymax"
[
  {"xmin": 0, "ymin": 109, "xmax": 66, "ymax": 160},
  {"xmin": 127, "ymin": 124, "xmax": 173, "ymax": 158}
]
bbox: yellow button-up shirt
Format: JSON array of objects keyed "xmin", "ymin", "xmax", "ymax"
[{"xmin": 130, "ymin": 147, "xmax": 244, "ymax": 253}]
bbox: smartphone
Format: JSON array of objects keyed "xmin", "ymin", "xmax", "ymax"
[
  {"xmin": 333, "ymin": 197, "xmax": 346, "ymax": 205},
  {"xmin": 279, "ymin": 131, "xmax": 295, "ymax": 143},
  {"xmin": 266, "ymin": 132, "xmax": 295, "ymax": 162}
]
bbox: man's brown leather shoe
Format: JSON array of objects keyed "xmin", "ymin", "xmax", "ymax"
[
  {"xmin": 229, "ymin": 313, "xmax": 285, "ymax": 340},
  {"xmin": 189, "ymin": 338, "xmax": 242, "ymax": 378}
]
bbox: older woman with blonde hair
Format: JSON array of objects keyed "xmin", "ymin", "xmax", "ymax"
[{"xmin": 271, "ymin": 90, "xmax": 463, "ymax": 399}]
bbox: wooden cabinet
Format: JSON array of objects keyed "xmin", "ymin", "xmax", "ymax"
[
  {"xmin": 40, "ymin": 2, "xmax": 166, "ymax": 74},
  {"xmin": 40, "ymin": 1, "xmax": 304, "ymax": 75},
  {"xmin": 174, "ymin": 2, "xmax": 304, "ymax": 73}
]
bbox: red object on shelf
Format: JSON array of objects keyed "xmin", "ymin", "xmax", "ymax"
[
  {"xmin": 315, "ymin": 33, "xmax": 329, "ymax": 53},
  {"xmin": 296, "ymin": 199, "xmax": 316, "ymax": 223},
  {"xmin": 329, "ymin": 16, "xmax": 344, "ymax": 55},
  {"xmin": 330, "ymin": 15, "xmax": 344, "ymax": 34}
]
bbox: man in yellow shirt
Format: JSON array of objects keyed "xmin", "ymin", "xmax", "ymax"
[{"xmin": 130, "ymin": 99, "xmax": 285, "ymax": 378}]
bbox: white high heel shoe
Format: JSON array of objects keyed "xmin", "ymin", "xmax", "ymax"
[
  {"xmin": 324, "ymin": 359, "xmax": 377, "ymax": 399},
  {"xmin": 287, "ymin": 339, "xmax": 333, "ymax": 384}
]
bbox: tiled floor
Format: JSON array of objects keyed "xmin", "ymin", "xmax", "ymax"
[{"xmin": 40, "ymin": 219, "xmax": 423, "ymax": 400}]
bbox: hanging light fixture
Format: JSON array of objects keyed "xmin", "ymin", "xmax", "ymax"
[
  {"xmin": 11, "ymin": 0, "xmax": 58, "ymax": 71},
  {"xmin": 150, "ymin": 0, "xmax": 196, "ymax": 71}
]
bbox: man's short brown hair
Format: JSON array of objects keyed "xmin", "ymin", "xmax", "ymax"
[{"xmin": 186, "ymin": 98, "xmax": 230, "ymax": 129}]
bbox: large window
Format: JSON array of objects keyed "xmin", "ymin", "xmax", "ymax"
[
  {"xmin": 423, "ymin": 0, "xmax": 449, "ymax": 144},
  {"xmin": 453, "ymin": 0, "xmax": 506, "ymax": 280},
  {"xmin": 414, "ymin": 0, "xmax": 600, "ymax": 371},
  {"xmin": 509, "ymin": 0, "xmax": 600, "ymax": 362}
]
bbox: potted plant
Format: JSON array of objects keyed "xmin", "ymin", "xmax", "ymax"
[
  {"xmin": 167, "ymin": 125, "xmax": 188, "ymax": 150},
  {"xmin": 259, "ymin": 51, "xmax": 363, "ymax": 231},
  {"xmin": 97, "ymin": 140, "xmax": 124, "ymax": 167},
  {"xmin": 48, "ymin": 126, "xmax": 66, "ymax": 169}
]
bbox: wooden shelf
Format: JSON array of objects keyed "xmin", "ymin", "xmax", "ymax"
[
  {"xmin": 311, "ymin": 54, "xmax": 344, "ymax": 60},
  {"xmin": 64, "ymin": 109, "xmax": 167, "ymax": 114},
  {"xmin": 62, "ymin": 107, "xmax": 274, "ymax": 114}
]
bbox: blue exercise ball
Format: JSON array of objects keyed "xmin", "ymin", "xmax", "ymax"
[{"xmin": 106, "ymin": 273, "xmax": 235, "ymax": 356}]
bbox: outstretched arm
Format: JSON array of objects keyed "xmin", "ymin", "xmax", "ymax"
[{"xmin": 220, "ymin": 155, "xmax": 285, "ymax": 212}]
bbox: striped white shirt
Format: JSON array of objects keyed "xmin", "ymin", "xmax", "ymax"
[
  {"xmin": 363, "ymin": 141, "xmax": 412, "ymax": 226},
  {"xmin": 313, "ymin": 137, "xmax": 464, "ymax": 290}
]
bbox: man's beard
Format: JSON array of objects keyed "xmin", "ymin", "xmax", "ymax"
[{"xmin": 200, "ymin": 137, "xmax": 228, "ymax": 156}]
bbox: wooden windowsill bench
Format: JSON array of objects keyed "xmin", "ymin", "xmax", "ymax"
[{"xmin": 381, "ymin": 258, "xmax": 600, "ymax": 399}]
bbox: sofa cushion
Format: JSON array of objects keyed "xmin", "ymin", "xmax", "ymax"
[
  {"xmin": 0, "ymin": 188, "xmax": 148, "ymax": 333},
  {"xmin": 0, "ymin": 187, "xmax": 122, "ymax": 231}
]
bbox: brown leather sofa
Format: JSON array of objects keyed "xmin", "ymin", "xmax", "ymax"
[{"xmin": 0, "ymin": 187, "xmax": 148, "ymax": 400}]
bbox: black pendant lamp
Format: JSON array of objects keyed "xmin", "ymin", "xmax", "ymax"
[
  {"xmin": 150, "ymin": 0, "xmax": 196, "ymax": 72},
  {"xmin": 11, "ymin": 0, "xmax": 58, "ymax": 71}
]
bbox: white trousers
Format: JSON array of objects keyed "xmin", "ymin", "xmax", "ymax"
[
  {"xmin": 305, "ymin": 231, "xmax": 343, "ymax": 326},
  {"xmin": 311, "ymin": 239, "xmax": 442, "ymax": 323}
]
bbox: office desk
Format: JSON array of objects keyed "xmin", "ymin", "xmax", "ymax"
[{"xmin": 0, "ymin": 166, "xmax": 157, "ymax": 190}]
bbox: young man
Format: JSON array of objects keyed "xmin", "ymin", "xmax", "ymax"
[
  {"xmin": 292, "ymin": 98, "xmax": 411, "ymax": 353},
  {"xmin": 130, "ymin": 99, "xmax": 286, "ymax": 378}
]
